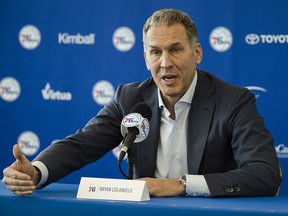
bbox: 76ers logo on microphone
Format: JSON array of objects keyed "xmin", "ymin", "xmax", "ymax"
[
  {"xmin": 121, "ymin": 113, "xmax": 150, "ymax": 143},
  {"xmin": 123, "ymin": 113, "xmax": 141, "ymax": 127},
  {"xmin": 139, "ymin": 119, "xmax": 149, "ymax": 139}
]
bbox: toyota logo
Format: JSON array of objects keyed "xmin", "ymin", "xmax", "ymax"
[{"xmin": 245, "ymin": 34, "xmax": 260, "ymax": 45}]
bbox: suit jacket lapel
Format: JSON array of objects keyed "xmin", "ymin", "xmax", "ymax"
[
  {"xmin": 135, "ymin": 83, "xmax": 160, "ymax": 178},
  {"xmin": 187, "ymin": 71, "xmax": 215, "ymax": 174}
]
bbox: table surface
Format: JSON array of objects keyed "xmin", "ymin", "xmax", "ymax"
[{"xmin": 1, "ymin": 182, "xmax": 288, "ymax": 216}]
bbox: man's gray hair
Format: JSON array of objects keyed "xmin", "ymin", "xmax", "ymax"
[{"xmin": 143, "ymin": 9, "xmax": 198, "ymax": 49}]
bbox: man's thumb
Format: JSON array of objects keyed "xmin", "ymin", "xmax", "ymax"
[{"xmin": 13, "ymin": 144, "xmax": 29, "ymax": 164}]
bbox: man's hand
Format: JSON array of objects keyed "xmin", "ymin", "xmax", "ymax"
[
  {"xmin": 140, "ymin": 177, "xmax": 186, "ymax": 197},
  {"xmin": 2, "ymin": 144, "xmax": 40, "ymax": 195}
]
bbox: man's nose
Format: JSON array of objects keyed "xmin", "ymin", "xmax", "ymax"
[{"xmin": 160, "ymin": 52, "xmax": 173, "ymax": 69}]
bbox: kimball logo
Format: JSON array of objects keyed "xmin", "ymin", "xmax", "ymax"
[
  {"xmin": 41, "ymin": 83, "xmax": 72, "ymax": 101},
  {"xmin": 58, "ymin": 33, "xmax": 95, "ymax": 45}
]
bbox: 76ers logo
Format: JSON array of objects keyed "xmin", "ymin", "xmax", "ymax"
[
  {"xmin": 139, "ymin": 119, "xmax": 149, "ymax": 139},
  {"xmin": 122, "ymin": 113, "xmax": 141, "ymax": 127}
]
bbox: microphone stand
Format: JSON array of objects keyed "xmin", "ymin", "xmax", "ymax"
[
  {"xmin": 127, "ymin": 145, "xmax": 134, "ymax": 180},
  {"xmin": 118, "ymin": 136, "xmax": 134, "ymax": 180}
]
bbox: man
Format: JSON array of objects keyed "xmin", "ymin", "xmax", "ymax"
[{"xmin": 2, "ymin": 9, "xmax": 281, "ymax": 197}]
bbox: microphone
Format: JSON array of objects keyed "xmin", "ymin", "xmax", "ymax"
[{"xmin": 118, "ymin": 102, "xmax": 152, "ymax": 163}]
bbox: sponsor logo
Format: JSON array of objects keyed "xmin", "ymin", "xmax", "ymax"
[
  {"xmin": 58, "ymin": 33, "xmax": 95, "ymax": 45},
  {"xmin": 18, "ymin": 131, "xmax": 40, "ymax": 156},
  {"xmin": 113, "ymin": 27, "xmax": 135, "ymax": 52},
  {"xmin": 245, "ymin": 86, "xmax": 267, "ymax": 99},
  {"xmin": 19, "ymin": 25, "xmax": 41, "ymax": 50},
  {"xmin": 92, "ymin": 80, "xmax": 114, "ymax": 105},
  {"xmin": 0, "ymin": 77, "xmax": 21, "ymax": 102},
  {"xmin": 41, "ymin": 83, "xmax": 72, "ymax": 101},
  {"xmin": 275, "ymin": 144, "xmax": 288, "ymax": 158},
  {"xmin": 51, "ymin": 139, "xmax": 61, "ymax": 144},
  {"xmin": 209, "ymin": 26, "xmax": 233, "ymax": 52},
  {"xmin": 112, "ymin": 142, "xmax": 127, "ymax": 161},
  {"xmin": 245, "ymin": 34, "xmax": 260, "ymax": 45},
  {"xmin": 245, "ymin": 33, "xmax": 288, "ymax": 45}
]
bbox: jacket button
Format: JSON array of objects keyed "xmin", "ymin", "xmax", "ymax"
[{"xmin": 226, "ymin": 188, "xmax": 232, "ymax": 193}]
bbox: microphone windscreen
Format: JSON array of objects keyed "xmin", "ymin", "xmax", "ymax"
[{"xmin": 131, "ymin": 102, "xmax": 152, "ymax": 120}]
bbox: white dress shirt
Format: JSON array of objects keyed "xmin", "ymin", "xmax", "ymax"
[
  {"xmin": 154, "ymin": 71, "xmax": 210, "ymax": 196},
  {"xmin": 32, "ymin": 160, "xmax": 49, "ymax": 186}
]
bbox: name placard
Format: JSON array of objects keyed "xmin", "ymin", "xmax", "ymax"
[{"xmin": 76, "ymin": 177, "xmax": 150, "ymax": 202}]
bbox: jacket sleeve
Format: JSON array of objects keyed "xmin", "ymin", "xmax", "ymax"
[
  {"xmin": 33, "ymin": 87, "xmax": 126, "ymax": 186},
  {"xmin": 204, "ymin": 88, "xmax": 282, "ymax": 197}
]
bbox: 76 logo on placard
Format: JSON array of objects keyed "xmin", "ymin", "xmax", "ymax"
[{"xmin": 88, "ymin": 185, "xmax": 96, "ymax": 192}]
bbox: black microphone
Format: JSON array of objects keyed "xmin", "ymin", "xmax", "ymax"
[{"xmin": 118, "ymin": 102, "xmax": 152, "ymax": 163}]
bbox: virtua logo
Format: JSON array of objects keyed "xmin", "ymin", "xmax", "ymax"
[
  {"xmin": 58, "ymin": 33, "xmax": 95, "ymax": 45},
  {"xmin": 41, "ymin": 83, "xmax": 72, "ymax": 101}
]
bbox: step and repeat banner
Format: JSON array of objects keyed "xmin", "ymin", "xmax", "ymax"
[{"xmin": 1, "ymin": 0, "xmax": 287, "ymax": 195}]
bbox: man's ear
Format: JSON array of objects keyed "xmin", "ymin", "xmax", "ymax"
[
  {"xmin": 195, "ymin": 43, "xmax": 203, "ymax": 64},
  {"xmin": 144, "ymin": 52, "xmax": 150, "ymax": 71}
]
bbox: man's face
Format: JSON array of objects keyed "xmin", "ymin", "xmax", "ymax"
[{"xmin": 144, "ymin": 23, "xmax": 202, "ymax": 105}]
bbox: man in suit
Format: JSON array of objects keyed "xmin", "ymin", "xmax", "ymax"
[{"xmin": 2, "ymin": 9, "xmax": 281, "ymax": 197}]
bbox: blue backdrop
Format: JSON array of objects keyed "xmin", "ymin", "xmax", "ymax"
[{"xmin": 1, "ymin": 0, "xmax": 287, "ymax": 195}]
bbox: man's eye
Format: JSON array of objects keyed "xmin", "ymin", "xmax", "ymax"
[
  {"xmin": 151, "ymin": 50, "xmax": 161, "ymax": 55},
  {"xmin": 170, "ymin": 47, "xmax": 181, "ymax": 53}
]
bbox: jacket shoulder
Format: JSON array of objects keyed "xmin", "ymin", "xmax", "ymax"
[{"xmin": 197, "ymin": 70, "xmax": 254, "ymax": 100}]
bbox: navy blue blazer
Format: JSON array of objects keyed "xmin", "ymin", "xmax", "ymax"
[{"xmin": 34, "ymin": 70, "xmax": 281, "ymax": 197}]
